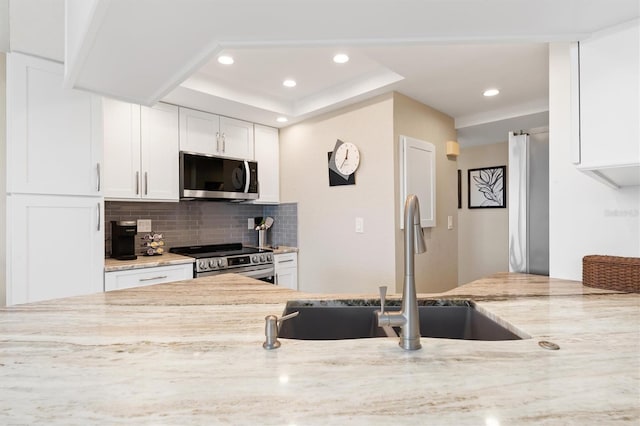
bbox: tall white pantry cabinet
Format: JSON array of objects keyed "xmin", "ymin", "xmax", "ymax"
[{"xmin": 5, "ymin": 53, "xmax": 104, "ymax": 305}]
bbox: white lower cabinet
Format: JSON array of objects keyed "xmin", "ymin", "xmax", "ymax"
[
  {"xmin": 274, "ymin": 252, "xmax": 298, "ymax": 290},
  {"xmin": 104, "ymin": 264, "xmax": 193, "ymax": 291},
  {"xmin": 7, "ymin": 194, "xmax": 104, "ymax": 305}
]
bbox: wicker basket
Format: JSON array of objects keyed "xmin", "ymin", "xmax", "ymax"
[{"xmin": 583, "ymin": 255, "xmax": 640, "ymax": 293}]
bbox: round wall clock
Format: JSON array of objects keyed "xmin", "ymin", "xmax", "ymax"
[{"xmin": 334, "ymin": 142, "xmax": 360, "ymax": 175}]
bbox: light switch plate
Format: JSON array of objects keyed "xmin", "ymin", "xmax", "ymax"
[
  {"xmin": 355, "ymin": 217, "xmax": 364, "ymax": 233},
  {"xmin": 248, "ymin": 218, "xmax": 254, "ymax": 230},
  {"xmin": 137, "ymin": 219, "xmax": 152, "ymax": 233},
  {"xmin": 447, "ymin": 216, "xmax": 453, "ymax": 230}
]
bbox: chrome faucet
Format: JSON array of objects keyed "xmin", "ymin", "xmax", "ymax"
[{"xmin": 377, "ymin": 194, "xmax": 427, "ymax": 350}]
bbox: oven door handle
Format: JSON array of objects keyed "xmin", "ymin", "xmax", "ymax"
[{"xmin": 239, "ymin": 267, "xmax": 273, "ymax": 280}]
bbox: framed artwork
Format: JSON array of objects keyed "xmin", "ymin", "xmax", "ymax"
[{"xmin": 468, "ymin": 166, "xmax": 506, "ymax": 208}]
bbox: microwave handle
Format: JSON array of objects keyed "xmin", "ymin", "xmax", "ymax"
[{"xmin": 243, "ymin": 160, "xmax": 250, "ymax": 193}]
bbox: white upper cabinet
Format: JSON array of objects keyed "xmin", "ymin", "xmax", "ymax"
[
  {"xmin": 253, "ymin": 125, "xmax": 280, "ymax": 204},
  {"xmin": 575, "ymin": 21, "xmax": 640, "ymax": 188},
  {"xmin": 178, "ymin": 107, "xmax": 219, "ymax": 154},
  {"xmin": 219, "ymin": 116, "xmax": 254, "ymax": 160},
  {"xmin": 141, "ymin": 103, "xmax": 180, "ymax": 200},
  {"xmin": 103, "ymin": 98, "xmax": 142, "ymax": 199},
  {"xmin": 7, "ymin": 53, "xmax": 103, "ymax": 196},
  {"xmin": 103, "ymin": 100, "xmax": 179, "ymax": 201},
  {"xmin": 179, "ymin": 107, "xmax": 254, "ymax": 159}
]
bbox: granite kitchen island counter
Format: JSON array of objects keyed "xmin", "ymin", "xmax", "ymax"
[{"xmin": 1, "ymin": 273, "xmax": 638, "ymax": 425}]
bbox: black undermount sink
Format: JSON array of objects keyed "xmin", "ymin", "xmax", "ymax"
[{"xmin": 278, "ymin": 299, "xmax": 527, "ymax": 341}]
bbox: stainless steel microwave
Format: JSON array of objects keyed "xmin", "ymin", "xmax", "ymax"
[{"xmin": 179, "ymin": 152, "xmax": 259, "ymax": 201}]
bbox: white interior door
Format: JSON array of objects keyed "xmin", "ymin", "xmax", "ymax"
[{"xmin": 399, "ymin": 135, "xmax": 436, "ymax": 228}]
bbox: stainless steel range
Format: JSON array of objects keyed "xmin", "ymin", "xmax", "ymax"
[{"xmin": 169, "ymin": 243, "xmax": 274, "ymax": 282}]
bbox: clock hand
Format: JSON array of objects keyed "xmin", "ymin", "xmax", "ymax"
[{"xmin": 340, "ymin": 150, "xmax": 349, "ymax": 168}]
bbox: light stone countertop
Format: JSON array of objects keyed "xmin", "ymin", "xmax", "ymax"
[
  {"xmin": 270, "ymin": 245, "xmax": 298, "ymax": 254},
  {"xmin": 104, "ymin": 253, "xmax": 195, "ymax": 272},
  {"xmin": 1, "ymin": 273, "xmax": 638, "ymax": 425},
  {"xmin": 250, "ymin": 245, "xmax": 298, "ymax": 254}
]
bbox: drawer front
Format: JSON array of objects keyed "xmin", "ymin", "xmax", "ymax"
[
  {"xmin": 105, "ymin": 264, "xmax": 193, "ymax": 291},
  {"xmin": 274, "ymin": 252, "xmax": 297, "ymax": 268}
]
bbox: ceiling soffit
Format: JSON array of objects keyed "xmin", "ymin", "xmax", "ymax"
[{"xmin": 64, "ymin": 0, "xmax": 638, "ymax": 109}]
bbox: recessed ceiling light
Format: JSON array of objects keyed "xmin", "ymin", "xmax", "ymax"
[
  {"xmin": 283, "ymin": 79, "xmax": 297, "ymax": 88},
  {"xmin": 217, "ymin": 55, "xmax": 234, "ymax": 65},
  {"xmin": 333, "ymin": 53, "xmax": 349, "ymax": 64},
  {"xmin": 276, "ymin": 117, "xmax": 288, "ymax": 123},
  {"xmin": 483, "ymin": 88, "xmax": 500, "ymax": 97}
]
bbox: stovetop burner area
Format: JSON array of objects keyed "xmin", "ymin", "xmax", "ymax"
[{"xmin": 169, "ymin": 243, "xmax": 272, "ymax": 258}]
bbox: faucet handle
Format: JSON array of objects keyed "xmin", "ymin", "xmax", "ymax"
[
  {"xmin": 278, "ymin": 311, "xmax": 299, "ymax": 324},
  {"xmin": 379, "ymin": 285, "xmax": 387, "ymax": 314}
]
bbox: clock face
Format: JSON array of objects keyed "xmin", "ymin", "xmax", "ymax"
[{"xmin": 334, "ymin": 142, "xmax": 360, "ymax": 175}]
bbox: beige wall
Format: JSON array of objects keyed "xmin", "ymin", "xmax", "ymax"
[
  {"xmin": 457, "ymin": 141, "xmax": 509, "ymax": 285},
  {"xmin": 280, "ymin": 92, "xmax": 458, "ymax": 294},
  {"xmin": 392, "ymin": 93, "xmax": 458, "ymax": 293},
  {"xmin": 1, "ymin": 53, "xmax": 6, "ymax": 305},
  {"xmin": 280, "ymin": 94, "xmax": 397, "ymax": 293}
]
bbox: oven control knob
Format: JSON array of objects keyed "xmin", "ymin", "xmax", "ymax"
[
  {"xmin": 208, "ymin": 260, "xmax": 216, "ymax": 268},
  {"xmin": 217, "ymin": 259, "xmax": 224, "ymax": 267},
  {"xmin": 252, "ymin": 255, "xmax": 258, "ymax": 263},
  {"xmin": 260, "ymin": 255, "xmax": 266, "ymax": 262},
  {"xmin": 199, "ymin": 261, "xmax": 207, "ymax": 270},
  {"xmin": 266, "ymin": 254, "xmax": 272, "ymax": 262}
]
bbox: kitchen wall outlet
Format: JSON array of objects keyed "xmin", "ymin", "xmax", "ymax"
[
  {"xmin": 355, "ymin": 217, "xmax": 364, "ymax": 233},
  {"xmin": 137, "ymin": 219, "xmax": 152, "ymax": 233},
  {"xmin": 447, "ymin": 215, "xmax": 453, "ymax": 230},
  {"xmin": 248, "ymin": 218, "xmax": 254, "ymax": 230}
]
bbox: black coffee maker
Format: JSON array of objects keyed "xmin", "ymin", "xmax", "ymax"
[{"xmin": 111, "ymin": 221, "xmax": 138, "ymax": 260}]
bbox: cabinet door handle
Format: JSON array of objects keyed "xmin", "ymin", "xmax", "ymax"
[
  {"xmin": 97, "ymin": 203, "xmax": 101, "ymax": 231},
  {"xmin": 216, "ymin": 132, "xmax": 220, "ymax": 152},
  {"xmin": 144, "ymin": 172, "xmax": 148, "ymax": 195},
  {"xmin": 96, "ymin": 163, "xmax": 101, "ymax": 192},
  {"xmin": 139, "ymin": 275, "xmax": 168, "ymax": 282},
  {"xmin": 136, "ymin": 171, "xmax": 140, "ymax": 195},
  {"xmin": 275, "ymin": 273, "xmax": 279, "ymax": 285},
  {"xmin": 278, "ymin": 259, "xmax": 295, "ymax": 264},
  {"xmin": 222, "ymin": 133, "xmax": 226, "ymax": 152}
]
